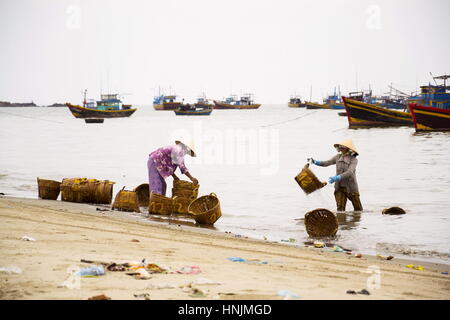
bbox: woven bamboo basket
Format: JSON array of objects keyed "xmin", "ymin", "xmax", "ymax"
[
  {"xmin": 188, "ymin": 193, "xmax": 221, "ymax": 225},
  {"xmin": 112, "ymin": 189, "xmax": 140, "ymax": 213},
  {"xmin": 60, "ymin": 178, "xmax": 92, "ymax": 203},
  {"xmin": 173, "ymin": 196, "xmax": 195, "ymax": 214},
  {"xmin": 382, "ymin": 207, "xmax": 405, "ymax": 215},
  {"xmin": 92, "ymin": 180, "xmax": 114, "ymax": 204},
  {"xmin": 133, "ymin": 183, "xmax": 149, "ymax": 207},
  {"xmin": 172, "ymin": 180, "xmax": 199, "ymax": 198},
  {"xmin": 37, "ymin": 178, "xmax": 61, "ymax": 200},
  {"xmin": 149, "ymin": 192, "xmax": 174, "ymax": 215},
  {"xmin": 61, "ymin": 178, "xmax": 114, "ymax": 204},
  {"xmin": 304, "ymin": 208, "xmax": 338, "ymax": 238},
  {"xmin": 295, "ymin": 163, "xmax": 327, "ymax": 194},
  {"xmin": 173, "ymin": 180, "xmax": 199, "ymax": 190}
]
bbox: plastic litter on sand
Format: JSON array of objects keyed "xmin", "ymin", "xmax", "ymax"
[
  {"xmin": 76, "ymin": 265, "xmax": 105, "ymax": 277},
  {"xmin": 21, "ymin": 235, "xmax": 36, "ymax": 241},
  {"xmin": 277, "ymin": 290, "xmax": 300, "ymax": 299},
  {"xmin": 0, "ymin": 266, "xmax": 22, "ymax": 274}
]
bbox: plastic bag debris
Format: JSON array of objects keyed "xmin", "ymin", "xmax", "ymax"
[
  {"xmin": 0, "ymin": 266, "xmax": 22, "ymax": 274},
  {"xmin": 332, "ymin": 246, "xmax": 344, "ymax": 252},
  {"xmin": 376, "ymin": 254, "xmax": 394, "ymax": 260},
  {"xmin": 21, "ymin": 235, "xmax": 36, "ymax": 241},
  {"xmin": 76, "ymin": 265, "xmax": 105, "ymax": 277},
  {"xmin": 192, "ymin": 277, "xmax": 222, "ymax": 285},
  {"xmin": 227, "ymin": 257, "xmax": 247, "ymax": 262},
  {"xmin": 406, "ymin": 264, "xmax": 423, "ymax": 271},
  {"xmin": 442, "ymin": 272, "xmax": 448, "ymax": 275},
  {"xmin": 175, "ymin": 265, "xmax": 201, "ymax": 274},
  {"xmin": 313, "ymin": 241, "xmax": 325, "ymax": 248},
  {"xmin": 354, "ymin": 253, "xmax": 362, "ymax": 258},
  {"xmin": 277, "ymin": 290, "xmax": 300, "ymax": 300},
  {"xmin": 146, "ymin": 284, "xmax": 176, "ymax": 290},
  {"xmin": 133, "ymin": 293, "xmax": 151, "ymax": 300}
]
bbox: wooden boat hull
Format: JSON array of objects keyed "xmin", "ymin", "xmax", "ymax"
[
  {"xmin": 342, "ymin": 97, "xmax": 413, "ymax": 128},
  {"xmin": 288, "ymin": 103, "xmax": 306, "ymax": 108},
  {"xmin": 66, "ymin": 103, "xmax": 136, "ymax": 118},
  {"xmin": 174, "ymin": 108, "xmax": 213, "ymax": 116},
  {"xmin": 213, "ymin": 101, "xmax": 261, "ymax": 109},
  {"xmin": 305, "ymin": 102, "xmax": 331, "ymax": 109},
  {"xmin": 409, "ymin": 103, "xmax": 450, "ymax": 132},
  {"xmin": 153, "ymin": 102, "xmax": 181, "ymax": 110},
  {"xmin": 328, "ymin": 103, "xmax": 345, "ymax": 110}
]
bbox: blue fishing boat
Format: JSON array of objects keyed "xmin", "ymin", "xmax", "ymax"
[{"xmin": 323, "ymin": 88, "xmax": 345, "ymax": 109}]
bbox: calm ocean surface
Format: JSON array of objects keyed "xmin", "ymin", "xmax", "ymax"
[{"xmin": 1, "ymin": 105, "xmax": 449, "ymax": 264}]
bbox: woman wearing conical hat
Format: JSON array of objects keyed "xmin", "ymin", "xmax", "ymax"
[
  {"xmin": 310, "ymin": 139, "xmax": 363, "ymax": 211},
  {"xmin": 147, "ymin": 140, "xmax": 198, "ymax": 196}
]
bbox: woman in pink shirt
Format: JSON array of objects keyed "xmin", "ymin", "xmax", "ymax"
[{"xmin": 147, "ymin": 140, "xmax": 198, "ymax": 196}]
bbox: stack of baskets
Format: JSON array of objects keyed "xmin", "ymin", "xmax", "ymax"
[
  {"xmin": 60, "ymin": 178, "xmax": 115, "ymax": 204},
  {"xmin": 37, "ymin": 178, "xmax": 61, "ymax": 200},
  {"xmin": 112, "ymin": 188, "xmax": 140, "ymax": 213},
  {"xmin": 295, "ymin": 163, "xmax": 327, "ymax": 194},
  {"xmin": 171, "ymin": 180, "xmax": 199, "ymax": 214}
]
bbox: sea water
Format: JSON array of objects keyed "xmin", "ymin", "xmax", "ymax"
[{"xmin": 1, "ymin": 105, "xmax": 449, "ymax": 264}]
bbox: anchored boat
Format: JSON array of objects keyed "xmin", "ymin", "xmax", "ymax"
[
  {"xmin": 214, "ymin": 93, "xmax": 261, "ymax": 109},
  {"xmin": 342, "ymin": 96, "xmax": 412, "ymax": 128},
  {"xmin": 305, "ymin": 101, "xmax": 331, "ymax": 109},
  {"xmin": 408, "ymin": 75, "xmax": 450, "ymax": 132},
  {"xmin": 288, "ymin": 95, "xmax": 305, "ymax": 108},
  {"xmin": 174, "ymin": 104, "xmax": 213, "ymax": 116},
  {"xmin": 153, "ymin": 94, "xmax": 183, "ymax": 110},
  {"xmin": 66, "ymin": 90, "xmax": 136, "ymax": 118}
]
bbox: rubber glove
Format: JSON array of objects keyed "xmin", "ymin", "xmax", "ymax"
[
  {"xmin": 328, "ymin": 175, "xmax": 341, "ymax": 184},
  {"xmin": 308, "ymin": 158, "xmax": 321, "ymax": 165}
]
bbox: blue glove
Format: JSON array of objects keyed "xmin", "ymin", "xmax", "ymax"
[
  {"xmin": 308, "ymin": 158, "xmax": 321, "ymax": 165},
  {"xmin": 328, "ymin": 175, "xmax": 341, "ymax": 184}
]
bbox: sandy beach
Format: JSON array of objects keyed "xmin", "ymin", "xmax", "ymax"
[{"xmin": 0, "ymin": 196, "xmax": 449, "ymax": 300}]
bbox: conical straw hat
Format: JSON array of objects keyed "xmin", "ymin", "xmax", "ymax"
[
  {"xmin": 334, "ymin": 139, "xmax": 358, "ymax": 155},
  {"xmin": 175, "ymin": 140, "xmax": 196, "ymax": 157}
]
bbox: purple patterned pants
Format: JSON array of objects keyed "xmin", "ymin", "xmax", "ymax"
[{"xmin": 147, "ymin": 157, "xmax": 167, "ymax": 196}]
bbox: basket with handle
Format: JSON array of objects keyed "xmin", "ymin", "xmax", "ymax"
[
  {"xmin": 173, "ymin": 196, "xmax": 195, "ymax": 214},
  {"xmin": 37, "ymin": 177, "xmax": 61, "ymax": 200},
  {"xmin": 149, "ymin": 191, "xmax": 175, "ymax": 215},
  {"xmin": 133, "ymin": 183, "xmax": 150, "ymax": 207},
  {"xmin": 295, "ymin": 163, "xmax": 327, "ymax": 194},
  {"xmin": 112, "ymin": 188, "xmax": 140, "ymax": 213},
  {"xmin": 304, "ymin": 208, "xmax": 338, "ymax": 238},
  {"xmin": 188, "ymin": 193, "xmax": 221, "ymax": 225},
  {"xmin": 172, "ymin": 180, "xmax": 199, "ymax": 198}
]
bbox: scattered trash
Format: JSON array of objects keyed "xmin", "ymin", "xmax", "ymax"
[
  {"xmin": 107, "ymin": 263, "xmax": 129, "ymax": 272},
  {"xmin": 377, "ymin": 254, "xmax": 394, "ymax": 260},
  {"xmin": 175, "ymin": 266, "xmax": 201, "ymax": 274},
  {"xmin": 88, "ymin": 294, "xmax": 111, "ymax": 300},
  {"xmin": 133, "ymin": 293, "xmax": 151, "ymax": 300},
  {"xmin": 247, "ymin": 259, "xmax": 269, "ymax": 265},
  {"xmin": 190, "ymin": 288, "xmax": 206, "ymax": 298},
  {"xmin": 21, "ymin": 235, "xmax": 36, "ymax": 241},
  {"xmin": 442, "ymin": 272, "xmax": 448, "ymax": 275},
  {"xmin": 345, "ymin": 252, "xmax": 352, "ymax": 255},
  {"xmin": 277, "ymin": 290, "xmax": 300, "ymax": 300},
  {"xmin": 146, "ymin": 284, "xmax": 175, "ymax": 290},
  {"xmin": 263, "ymin": 236, "xmax": 268, "ymax": 241},
  {"xmin": 131, "ymin": 239, "xmax": 140, "ymax": 243},
  {"xmin": 234, "ymin": 234, "xmax": 242, "ymax": 238},
  {"xmin": 406, "ymin": 264, "xmax": 423, "ymax": 271},
  {"xmin": 192, "ymin": 277, "xmax": 222, "ymax": 285},
  {"xmin": 0, "ymin": 266, "xmax": 22, "ymax": 274},
  {"xmin": 357, "ymin": 289, "xmax": 370, "ymax": 295},
  {"xmin": 227, "ymin": 257, "xmax": 247, "ymax": 262},
  {"xmin": 76, "ymin": 265, "xmax": 105, "ymax": 277},
  {"xmin": 346, "ymin": 290, "xmax": 357, "ymax": 295},
  {"xmin": 96, "ymin": 208, "xmax": 109, "ymax": 212},
  {"xmin": 333, "ymin": 246, "xmax": 344, "ymax": 252},
  {"xmin": 354, "ymin": 253, "xmax": 362, "ymax": 258},
  {"xmin": 313, "ymin": 241, "xmax": 325, "ymax": 248}
]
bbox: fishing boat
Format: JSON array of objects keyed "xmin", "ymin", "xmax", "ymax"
[
  {"xmin": 174, "ymin": 103, "xmax": 213, "ymax": 116},
  {"xmin": 213, "ymin": 93, "xmax": 261, "ymax": 109},
  {"xmin": 153, "ymin": 94, "xmax": 183, "ymax": 110},
  {"xmin": 342, "ymin": 96, "xmax": 413, "ymax": 128},
  {"xmin": 66, "ymin": 91, "xmax": 136, "ymax": 118},
  {"xmin": 408, "ymin": 75, "xmax": 450, "ymax": 132},
  {"xmin": 305, "ymin": 101, "xmax": 331, "ymax": 109},
  {"xmin": 195, "ymin": 94, "xmax": 213, "ymax": 108},
  {"xmin": 288, "ymin": 95, "xmax": 305, "ymax": 108},
  {"xmin": 323, "ymin": 88, "xmax": 345, "ymax": 109}
]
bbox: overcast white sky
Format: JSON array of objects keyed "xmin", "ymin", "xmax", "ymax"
[{"xmin": 0, "ymin": 0, "xmax": 449, "ymax": 105}]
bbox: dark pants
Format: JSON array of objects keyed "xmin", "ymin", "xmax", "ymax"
[{"xmin": 334, "ymin": 188, "xmax": 363, "ymax": 211}]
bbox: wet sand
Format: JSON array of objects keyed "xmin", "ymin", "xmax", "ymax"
[{"xmin": 0, "ymin": 196, "xmax": 449, "ymax": 300}]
